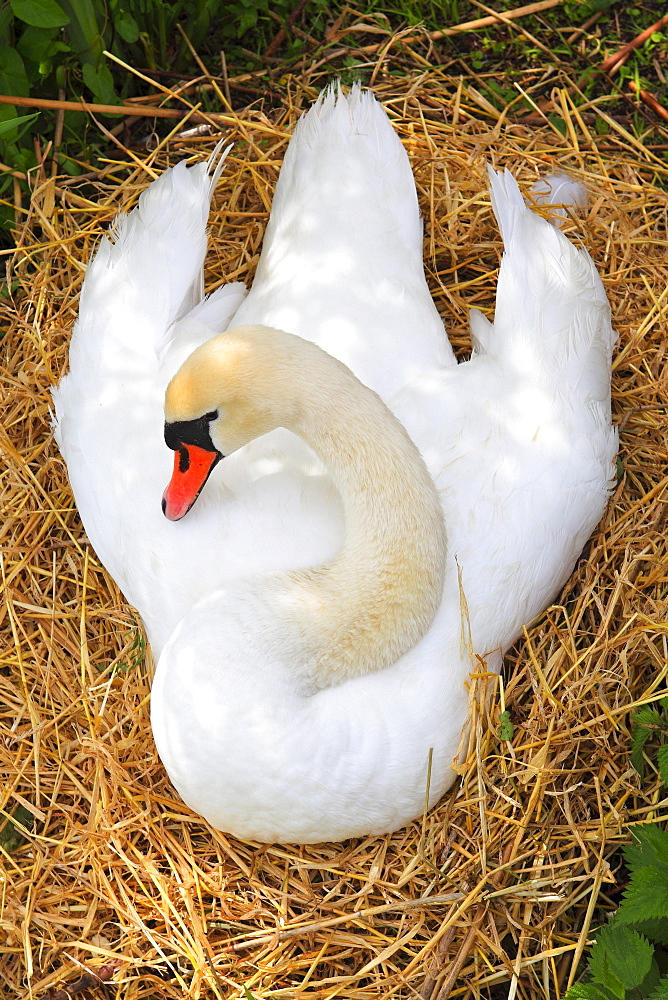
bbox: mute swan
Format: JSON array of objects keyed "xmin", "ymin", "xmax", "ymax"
[{"xmin": 53, "ymin": 85, "xmax": 617, "ymax": 843}]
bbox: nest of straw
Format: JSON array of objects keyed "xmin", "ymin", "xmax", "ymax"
[{"xmin": 1, "ymin": 67, "xmax": 667, "ymax": 1000}]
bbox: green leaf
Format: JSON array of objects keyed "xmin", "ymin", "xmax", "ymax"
[
  {"xmin": 630, "ymin": 707, "xmax": 667, "ymax": 776},
  {"xmin": 0, "ymin": 805, "xmax": 34, "ymax": 852},
  {"xmin": 10, "ymin": 141, "xmax": 37, "ymax": 172},
  {"xmin": 657, "ymin": 746, "xmax": 668, "ymax": 787},
  {"xmin": 17, "ymin": 23, "xmax": 56, "ymax": 61},
  {"xmin": 632, "ymin": 918, "xmax": 668, "ymax": 947},
  {"xmin": 58, "ymin": 0, "xmax": 103, "ymax": 66},
  {"xmin": 548, "ymin": 113, "xmax": 567, "ymax": 136},
  {"xmin": 624, "ymin": 826, "xmax": 668, "ymax": 877},
  {"xmin": 0, "ymin": 46, "xmax": 30, "ymax": 97},
  {"xmin": 590, "ymin": 924, "xmax": 654, "ymax": 994},
  {"xmin": 0, "ymin": 111, "xmax": 38, "ymax": 137},
  {"xmin": 565, "ymin": 984, "xmax": 619, "ymax": 1000},
  {"xmin": 617, "ymin": 867, "xmax": 668, "ymax": 925},
  {"xmin": 82, "ymin": 61, "xmax": 117, "ymax": 105},
  {"xmin": 236, "ymin": 11, "xmax": 259, "ymax": 36},
  {"xmin": 566, "ymin": 0, "xmax": 616, "ymax": 14},
  {"xmin": 37, "ymin": 41, "xmax": 70, "ymax": 77},
  {"xmin": 648, "ymin": 975, "xmax": 668, "ymax": 1000},
  {"xmin": 0, "ymin": 5, "xmax": 15, "ymax": 45},
  {"xmin": 16, "ymin": 24, "xmax": 70, "ymax": 78},
  {"xmin": 113, "ymin": 9, "xmax": 138, "ymax": 43},
  {"xmin": 0, "ymin": 207, "xmax": 15, "ymax": 245},
  {"xmin": 10, "ymin": 0, "xmax": 69, "ymax": 29},
  {"xmin": 642, "ymin": 959, "xmax": 662, "ymax": 998},
  {"xmin": 497, "ymin": 710, "xmax": 514, "ymax": 741},
  {"xmin": 0, "ymin": 103, "xmax": 18, "ymax": 135},
  {"xmin": 0, "ymin": 275, "xmax": 21, "ymax": 299},
  {"xmin": 632, "ymin": 706, "xmax": 667, "ymax": 731},
  {"xmin": 55, "ymin": 152, "xmax": 82, "ymax": 176}
]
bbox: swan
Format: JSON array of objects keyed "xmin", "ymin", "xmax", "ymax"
[{"xmin": 53, "ymin": 85, "xmax": 617, "ymax": 843}]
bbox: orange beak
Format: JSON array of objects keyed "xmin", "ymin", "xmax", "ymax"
[{"xmin": 162, "ymin": 444, "xmax": 221, "ymax": 521}]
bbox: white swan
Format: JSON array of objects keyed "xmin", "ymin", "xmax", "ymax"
[{"xmin": 53, "ymin": 85, "xmax": 617, "ymax": 843}]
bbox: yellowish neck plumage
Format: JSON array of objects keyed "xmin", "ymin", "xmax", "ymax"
[{"xmin": 167, "ymin": 324, "xmax": 447, "ymax": 690}]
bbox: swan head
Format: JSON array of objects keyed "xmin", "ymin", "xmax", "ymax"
[{"xmin": 162, "ymin": 325, "xmax": 303, "ymax": 520}]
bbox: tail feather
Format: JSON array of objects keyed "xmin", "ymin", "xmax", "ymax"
[
  {"xmin": 76, "ymin": 144, "xmax": 233, "ymax": 365},
  {"xmin": 469, "ymin": 308, "xmax": 493, "ymax": 355},
  {"xmin": 482, "ymin": 166, "xmax": 616, "ymax": 407},
  {"xmin": 54, "ymin": 143, "xmax": 240, "ymax": 445},
  {"xmin": 487, "ymin": 166, "xmax": 527, "ymax": 246},
  {"xmin": 253, "ymin": 81, "xmax": 423, "ymax": 269},
  {"xmin": 230, "ymin": 83, "xmax": 455, "ymax": 390}
]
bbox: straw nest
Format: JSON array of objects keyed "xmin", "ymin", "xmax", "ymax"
[{"xmin": 1, "ymin": 65, "xmax": 667, "ymax": 1000}]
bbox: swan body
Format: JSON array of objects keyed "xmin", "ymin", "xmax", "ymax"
[{"xmin": 53, "ymin": 86, "xmax": 617, "ymax": 843}]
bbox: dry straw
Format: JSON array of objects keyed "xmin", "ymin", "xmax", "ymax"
[{"xmin": 1, "ymin": 57, "xmax": 667, "ymax": 1000}]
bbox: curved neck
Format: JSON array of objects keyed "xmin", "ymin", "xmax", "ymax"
[{"xmin": 276, "ymin": 342, "xmax": 447, "ymax": 690}]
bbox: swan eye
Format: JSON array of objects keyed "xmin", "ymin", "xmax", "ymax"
[{"xmin": 205, "ymin": 410, "xmax": 218, "ymax": 421}]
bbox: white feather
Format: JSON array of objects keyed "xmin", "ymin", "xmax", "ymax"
[{"xmin": 530, "ymin": 172, "xmax": 589, "ymax": 227}]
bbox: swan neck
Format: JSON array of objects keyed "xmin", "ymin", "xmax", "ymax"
[{"xmin": 282, "ymin": 348, "xmax": 447, "ymax": 689}]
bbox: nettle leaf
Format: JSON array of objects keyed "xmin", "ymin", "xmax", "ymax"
[
  {"xmin": 616, "ymin": 867, "xmax": 668, "ymax": 925},
  {"xmin": 648, "ymin": 975, "xmax": 668, "ymax": 999},
  {"xmin": 632, "ymin": 917, "xmax": 668, "ymax": 947},
  {"xmin": 657, "ymin": 746, "xmax": 668, "ymax": 786},
  {"xmin": 633, "ymin": 706, "xmax": 668, "ymax": 731},
  {"xmin": 624, "ymin": 826, "xmax": 668, "ymax": 877},
  {"xmin": 641, "ymin": 958, "xmax": 662, "ymax": 999},
  {"xmin": 10, "ymin": 0, "xmax": 69, "ymax": 29},
  {"xmin": 631, "ymin": 707, "xmax": 666, "ymax": 776},
  {"xmin": 565, "ymin": 983, "xmax": 620, "ymax": 1000},
  {"xmin": 590, "ymin": 924, "xmax": 653, "ymax": 994}
]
